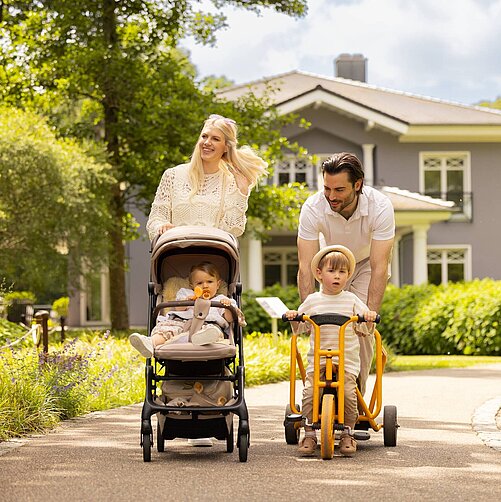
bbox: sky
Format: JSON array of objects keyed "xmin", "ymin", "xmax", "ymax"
[{"xmin": 181, "ymin": 0, "xmax": 501, "ymax": 106}]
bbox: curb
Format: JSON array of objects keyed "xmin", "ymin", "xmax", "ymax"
[{"xmin": 472, "ymin": 396, "xmax": 501, "ymax": 452}]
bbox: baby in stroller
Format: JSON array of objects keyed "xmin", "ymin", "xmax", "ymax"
[{"xmin": 129, "ymin": 261, "xmax": 242, "ymax": 357}]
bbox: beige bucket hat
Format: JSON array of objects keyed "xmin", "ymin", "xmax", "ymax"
[{"xmin": 311, "ymin": 245, "xmax": 356, "ymax": 281}]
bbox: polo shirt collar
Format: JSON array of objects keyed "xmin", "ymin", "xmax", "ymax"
[{"xmin": 322, "ymin": 190, "xmax": 369, "ymax": 221}]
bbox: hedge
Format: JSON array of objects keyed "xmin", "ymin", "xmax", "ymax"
[{"xmin": 379, "ymin": 279, "xmax": 501, "ymax": 355}]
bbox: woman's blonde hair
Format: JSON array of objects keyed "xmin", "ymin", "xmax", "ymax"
[{"xmin": 188, "ymin": 114, "xmax": 268, "ymax": 197}]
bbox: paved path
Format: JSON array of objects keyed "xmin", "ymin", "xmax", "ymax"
[{"xmin": 1, "ymin": 364, "xmax": 500, "ymax": 502}]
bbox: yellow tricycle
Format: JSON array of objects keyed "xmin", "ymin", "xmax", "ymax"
[{"xmin": 282, "ymin": 312, "xmax": 398, "ymax": 459}]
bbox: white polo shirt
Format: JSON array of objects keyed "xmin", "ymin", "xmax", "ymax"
[{"xmin": 298, "ymin": 185, "xmax": 395, "ymax": 263}]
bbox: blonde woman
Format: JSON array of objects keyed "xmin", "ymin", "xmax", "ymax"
[{"xmin": 146, "ymin": 114, "xmax": 268, "ymax": 240}]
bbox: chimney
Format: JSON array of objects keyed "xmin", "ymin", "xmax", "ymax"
[{"xmin": 334, "ymin": 53, "xmax": 367, "ymax": 82}]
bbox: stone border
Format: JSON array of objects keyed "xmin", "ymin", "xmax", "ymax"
[{"xmin": 472, "ymin": 396, "xmax": 501, "ymax": 451}]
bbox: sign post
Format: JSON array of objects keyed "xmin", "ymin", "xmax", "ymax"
[{"xmin": 255, "ymin": 297, "xmax": 289, "ymax": 341}]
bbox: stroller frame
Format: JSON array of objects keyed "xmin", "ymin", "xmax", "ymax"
[{"xmin": 139, "ymin": 227, "xmax": 250, "ymax": 462}]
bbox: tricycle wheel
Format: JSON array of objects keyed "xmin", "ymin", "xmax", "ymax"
[
  {"xmin": 383, "ymin": 405, "xmax": 398, "ymax": 447},
  {"xmin": 320, "ymin": 394, "xmax": 335, "ymax": 459},
  {"xmin": 284, "ymin": 404, "xmax": 301, "ymax": 444}
]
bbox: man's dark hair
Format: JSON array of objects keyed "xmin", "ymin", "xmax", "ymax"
[{"xmin": 321, "ymin": 152, "xmax": 364, "ymax": 194}]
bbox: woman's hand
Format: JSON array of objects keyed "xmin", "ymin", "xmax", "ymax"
[{"xmin": 157, "ymin": 223, "xmax": 175, "ymax": 235}]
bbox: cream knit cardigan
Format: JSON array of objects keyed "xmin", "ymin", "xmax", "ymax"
[{"xmin": 146, "ymin": 164, "xmax": 249, "ymax": 241}]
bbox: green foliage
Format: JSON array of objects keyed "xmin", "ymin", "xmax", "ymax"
[
  {"xmin": 3, "ymin": 291, "xmax": 36, "ymax": 306},
  {"xmin": 0, "ymin": 331, "xmax": 144, "ymax": 439},
  {"xmin": 0, "ymin": 318, "xmax": 27, "ymax": 345},
  {"xmin": 379, "ymin": 280, "xmax": 501, "ymax": 355},
  {"xmin": 244, "ymin": 331, "xmax": 310, "ymax": 386},
  {"xmin": 0, "ymin": 106, "xmax": 114, "ymax": 302},
  {"xmin": 52, "ymin": 297, "xmax": 69, "ymax": 319},
  {"xmin": 242, "ymin": 284, "xmax": 301, "ymax": 335},
  {"xmin": 1, "ymin": 0, "xmax": 309, "ymax": 328}
]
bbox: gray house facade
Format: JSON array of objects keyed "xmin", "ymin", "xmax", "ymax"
[{"xmin": 68, "ymin": 59, "xmax": 501, "ymax": 328}]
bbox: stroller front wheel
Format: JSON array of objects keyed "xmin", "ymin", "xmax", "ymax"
[{"xmin": 142, "ymin": 433, "xmax": 152, "ymax": 462}]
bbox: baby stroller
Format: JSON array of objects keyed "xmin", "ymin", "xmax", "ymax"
[{"xmin": 139, "ymin": 226, "xmax": 250, "ymax": 462}]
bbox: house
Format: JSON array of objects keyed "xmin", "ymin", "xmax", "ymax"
[{"xmin": 68, "ymin": 54, "xmax": 501, "ymax": 327}]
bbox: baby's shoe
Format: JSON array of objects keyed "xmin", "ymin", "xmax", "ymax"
[
  {"xmin": 129, "ymin": 333, "xmax": 153, "ymax": 357},
  {"xmin": 339, "ymin": 433, "xmax": 357, "ymax": 456},
  {"xmin": 297, "ymin": 435, "xmax": 317, "ymax": 456},
  {"xmin": 191, "ymin": 325, "xmax": 223, "ymax": 345}
]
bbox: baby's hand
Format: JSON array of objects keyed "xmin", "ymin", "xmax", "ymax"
[
  {"xmin": 284, "ymin": 310, "xmax": 299, "ymax": 321},
  {"xmin": 220, "ymin": 297, "xmax": 232, "ymax": 307}
]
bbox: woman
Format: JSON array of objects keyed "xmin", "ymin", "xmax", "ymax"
[
  {"xmin": 145, "ymin": 114, "xmax": 267, "ymax": 447},
  {"xmin": 146, "ymin": 114, "xmax": 267, "ymax": 240}
]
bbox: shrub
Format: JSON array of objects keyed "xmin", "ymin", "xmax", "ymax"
[
  {"xmin": 378, "ymin": 283, "xmax": 439, "ymax": 354},
  {"xmin": 379, "ymin": 280, "xmax": 501, "ymax": 355},
  {"xmin": 52, "ymin": 297, "xmax": 69, "ymax": 318}
]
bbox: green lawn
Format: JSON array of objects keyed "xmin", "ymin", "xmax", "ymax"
[{"xmin": 389, "ymin": 355, "xmax": 501, "ymax": 371}]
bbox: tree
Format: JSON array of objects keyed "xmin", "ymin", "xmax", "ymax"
[
  {"xmin": 0, "ymin": 106, "xmax": 114, "ymax": 302},
  {"xmin": 1, "ymin": 0, "xmax": 307, "ymax": 328}
]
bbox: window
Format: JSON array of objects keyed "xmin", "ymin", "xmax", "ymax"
[
  {"xmin": 420, "ymin": 152, "xmax": 472, "ymax": 220},
  {"xmin": 427, "ymin": 246, "xmax": 471, "ymax": 285},
  {"xmin": 264, "ymin": 249, "xmax": 298, "ymax": 287},
  {"xmin": 79, "ymin": 267, "xmax": 110, "ymax": 325},
  {"xmin": 271, "ymin": 155, "xmax": 332, "ymax": 190}
]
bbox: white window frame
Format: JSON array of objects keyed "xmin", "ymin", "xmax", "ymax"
[
  {"xmin": 79, "ymin": 266, "xmax": 110, "ymax": 326},
  {"xmin": 427, "ymin": 244, "xmax": 472, "ymax": 284},
  {"xmin": 419, "ymin": 151, "xmax": 472, "ymax": 221},
  {"xmin": 263, "ymin": 246, "xmax": 298, "ymax": 287},
  {"xmin": 272, "ymin": 154, "xmax": 333, "ymax": 190}
]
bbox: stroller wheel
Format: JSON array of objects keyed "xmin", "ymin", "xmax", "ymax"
[
  {"xmin": 237, "ymin": 420, "xmax": 249, "ymax": 462},
  {"xmin": 142, "ymin": 433, "xmax": 152, "ymax": 462},
  {"xmin": 157, "ymin": 421, "xmax": 165, "ymax": 452},
  {"xmin": 238, "ymin": 432, "xmax": 249, "ymax": 462}
]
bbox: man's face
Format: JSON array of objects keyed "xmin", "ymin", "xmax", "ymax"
[{"xmin": 323, "ymin": 171, "xmax": 362, "ymax": 218}]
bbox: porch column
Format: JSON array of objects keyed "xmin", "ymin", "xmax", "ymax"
[
  {"xmin": 390, "ymin": 235, "xmax": 401, "ymax": 286},
  {"xmin": 413, "ymin": 224, "xmax": 429, "ymax": 284},
  {"xmin": 247, "ymin": 236, "xmax": 263, "ymax": 291},
  {"xmin": 362, "ymin": 144, "xmax": 375, "ymax": 186}
]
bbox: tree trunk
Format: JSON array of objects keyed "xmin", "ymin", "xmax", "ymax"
[{"xmin": 103, "ymin": 0, "xmax": 129, "ymax": 330}]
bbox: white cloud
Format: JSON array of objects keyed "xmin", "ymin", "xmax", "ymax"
[{"xmin": 181, "ymin": 0, "xmax": 501, "ymax": 104}]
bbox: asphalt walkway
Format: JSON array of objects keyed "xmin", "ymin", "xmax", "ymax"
[{"xmin": 0, "ymin": 364, "xmax": 500, "ymax": 501}]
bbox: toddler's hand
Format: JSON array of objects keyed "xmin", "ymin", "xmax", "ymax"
[{"xmin": 284, "ymin": 310, "xmax": 299, "ymax": 321}]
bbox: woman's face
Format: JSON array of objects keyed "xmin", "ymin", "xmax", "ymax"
[
  {"xmin": 190, "ymin": 269, "xmax": 221, "ymax": 298},
  {"xmin": 198, "ymin": 126, "xmax": 227, "ymax": 165}
]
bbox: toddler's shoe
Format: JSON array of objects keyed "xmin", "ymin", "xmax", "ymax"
[
  {"xmin": 129, "ymin": 333, "xmax": 153, "ymax": 357},
  {"xmin": 339, "ymin": 433, "xmax": 357, "ymax": 456},
  {"xmin": 191, "ymin": 325, "xmax": 223, "ymax": 345},
  {"xmin": 297, "ymin": 435, "xmax": 317, "ymax": 456}
]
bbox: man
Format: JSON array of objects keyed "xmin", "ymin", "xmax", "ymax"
[{"xmin": 297, "ymin": 152, "xmax": 395, "ymax": 397}]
